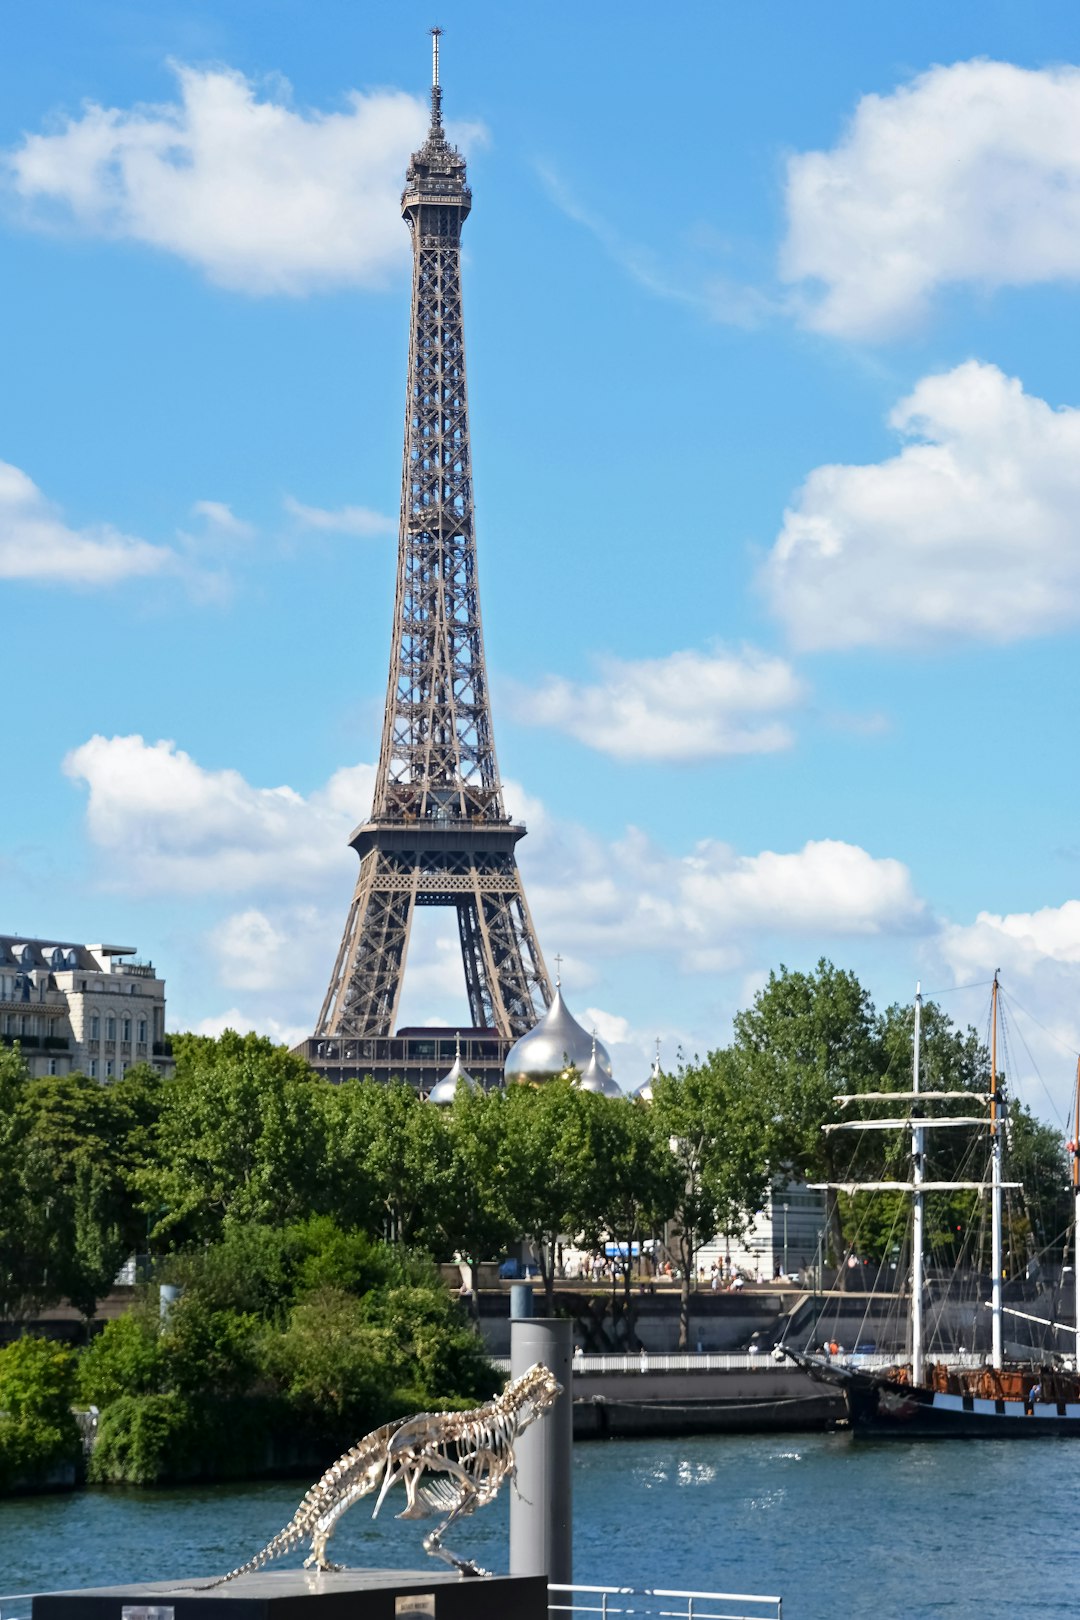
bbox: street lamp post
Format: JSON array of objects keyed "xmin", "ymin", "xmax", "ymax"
[{"xmin": 782, "ymin": 1202, "xmax": 790, "ymax": 1279}]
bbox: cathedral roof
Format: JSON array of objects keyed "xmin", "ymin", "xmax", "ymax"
[
  {"xmin": 577, "ymin": 1034, "xmax": 623, "ymax": 1098},
  {"xmin": 428, "ymin": 1041, "xmax": 477, "ymax": 1105},
  {"xmin": 504, "ymin": 984, "xmax": 613, "ymax": 1085}
]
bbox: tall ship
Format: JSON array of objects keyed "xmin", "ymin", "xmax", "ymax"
[{"xmin": 788, "ymin": 975, "xmax": 1080, "ymax": 1435}]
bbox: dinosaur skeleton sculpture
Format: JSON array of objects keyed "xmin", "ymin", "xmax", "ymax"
[{"xmin": 207, "ymin": 1363, "xmax": 562, "ymax": 1584}]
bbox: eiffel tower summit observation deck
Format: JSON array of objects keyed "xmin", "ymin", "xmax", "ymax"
[{"xmin": 296, "ymin": 34, "xmax": 553, "ymax": 1090}]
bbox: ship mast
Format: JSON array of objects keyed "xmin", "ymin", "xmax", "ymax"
[
  {"xmin": 1073, "ymin": 1055, "xmax": 1080, "ymax": 1371},
  {"xmin": 911, "ymin": 984, "xmax": 925, "ymax": 1385},
  {"xmin": 990, "ymin": 971, "xmax": 1004, "ymax": 1370}
]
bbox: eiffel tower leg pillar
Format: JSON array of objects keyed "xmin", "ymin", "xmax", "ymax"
[
  {"xmin": 458, "ymin": 866, "xmax": 550, "ymax": 1040},
  {"xmin": 316, "ymin": 850, "xmax": 416, "ymax": 1037}
]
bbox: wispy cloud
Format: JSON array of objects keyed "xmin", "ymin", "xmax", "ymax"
[
  {"xmin": 0, "ymin": 459, "xmax": 177, "ymax": 587},
  {"xmin": 537, "ymin": 163, "xmax": 779, "ymax": 329},
  {"xmin": 283, "ymin": 494, "xmax": 394, "ymax": 537}
]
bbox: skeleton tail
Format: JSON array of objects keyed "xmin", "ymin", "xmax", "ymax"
[
  {"xmin": 198, "ymin": 1519, "xmax": 309, "ymax": 1588},
  {"xmin": 199, "ymin": 1418, "xmax": 402, "ymax": 1589}
]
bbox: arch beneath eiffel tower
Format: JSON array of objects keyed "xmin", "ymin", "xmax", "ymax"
[{"xmin": 295, "ymin": 37, "xmax": 551, "ymax": 1089}]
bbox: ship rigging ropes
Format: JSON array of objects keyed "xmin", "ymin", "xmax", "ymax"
[{"xmin": 796, "ymin": 988, "xmax": 1075, "ymax": 1366}]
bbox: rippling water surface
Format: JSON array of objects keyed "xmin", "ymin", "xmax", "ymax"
[{"xmin": 4, "ymin": 1433, "xmax": 1079, "ymax": 1618}]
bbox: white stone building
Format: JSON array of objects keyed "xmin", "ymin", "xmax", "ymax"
[
  {"xmin": 0, "ymin": 936, "xmax": 172, "ymax": 1080},
  {"xmin": 698, "ymin": 1181, "xmax": 827, "ymax": 1281}
]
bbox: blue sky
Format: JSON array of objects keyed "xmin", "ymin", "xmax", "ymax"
[{"xmin": 4, "ymin": 1, "xmax": 1080, "ymax": 1119}]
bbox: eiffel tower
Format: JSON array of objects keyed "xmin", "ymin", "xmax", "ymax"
[{"xmin": 301, "ymin": 34, "xmax": 551, "ymax": 1086}]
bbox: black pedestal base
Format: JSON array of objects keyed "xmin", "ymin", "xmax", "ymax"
[{"xmin": 32, "ymin": 1569, "xmax": 548, "ymax": 1620}]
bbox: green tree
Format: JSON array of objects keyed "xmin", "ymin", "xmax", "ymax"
[
  {"xmin": 79, "ymin": 1308, "xmax": 164, "ymax": 1407},
  {"xmin": 430, "ymin": 1086, "xmax": 519, "ymax": 1307},
  {"xmin": 501, "ymin": 1078, "xmax": 598, "ymax": 1311},
  {"xmin": 653, "ymin": 1050, "xmax": 771, "ymax": 1348},
  {"xmin": 0, "ymin": 1336, "xmax": 81, "ymax": 1491},
  {"xmin": 321, "ymin": 1078, "xmax": 445, "ymax": 1246},
  {"xmin": 0, "ymin": 1045, "xmax": 37, "ymax": 1318},
  {"xmin": 144, "ymin": 1031, "xmax": 327, "ymax": 1241},
  {"xmin": 17, "ymin": 1069, "xmax": 137, "ymax": 1320},
  {"xmin": 733, "ymin": 960, "xmax": 882, "ymax": 1265},
  {"xmin": 575, "ymin": 1094, "xmax": 681, "ymax": 1343},
  {"xmin": 265, "ymin": 1286, "xmax": 400, "ymax": 1416}
]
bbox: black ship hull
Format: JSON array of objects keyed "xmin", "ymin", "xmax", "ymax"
[
  {"xmin": 787, "ymin": 1351, "xmax": 1080, "ymax": 1438},
  {"xmin": 843, "ymin": 1369, "xmax": 1080, "ymax": 1437}
]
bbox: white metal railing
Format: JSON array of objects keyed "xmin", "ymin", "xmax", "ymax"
[
  {"xmin": 493, "ymin": 1350, "xmax": 991, "ymax": 1375},
  {"xmin": 493, "ymin": 1354, "xmax": 775, "ymax": 1373},
  {"xmin": 549, "ymin": 1583, "xmax": 781, "ymax": 1619}
]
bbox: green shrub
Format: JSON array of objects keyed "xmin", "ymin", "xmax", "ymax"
[
  {"xmin": 262, "ymin": 1287, "xmax": 399, "ymax": 1417},
  {"xmin": 0, "ymin": 1336, "xmax": 81, "ymax": 1490},
  {"xmin": 89, "ymin": 1391, "xmax": 191, "ymax": 1485},
  {"xmin": 79, "ymin": 1309, "xmax": 163, "ymax": 1407},
  {"xmin": 161, "ymin": 1222, "xmax": 300, "ymax": 1317},
  {"xmin": 162, "ymin": 1298, "xmax": 263, "ymax": 1398},
  {"xmin": 361, "ymin": 1285, "xmax": 499, "ymax": 1405},
  {"xmin": 89, "ymin": 1391, "xmax": 312, "ymax": 1484}
]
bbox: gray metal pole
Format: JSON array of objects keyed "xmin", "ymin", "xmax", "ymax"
[{"xmin": 509, "ymin": 1316, "xmax": 572, "ymax": 1587}]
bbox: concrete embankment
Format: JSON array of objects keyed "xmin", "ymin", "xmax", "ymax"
[
  {"xmin": 573, "ymin": 1365, "xmax": 842, "ymax": 1438},
  {"xmin": 491, "ymin": 1359, "xmax": 845, "ymax": 1438}
]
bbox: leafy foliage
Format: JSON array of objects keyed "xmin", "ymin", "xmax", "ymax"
[
  {"xmin": 653, "ymin": 1049, "xmax": 772, "ymax": 1346},
  {"xmin": 0, "ymin": 1336, "xmax": 81, "ymax": 1490}
]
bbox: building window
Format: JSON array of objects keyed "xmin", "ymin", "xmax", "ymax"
[
  {"xmin": 106, "ymin": 1016, "xmax": 116, "ymax": 1041},
  {"xmin": 122, "ymin": 1018, "xmax": 131, "ymax": 1042},
  {"xmin": 90, "ymin": 1014, "xmax": 100, "ymax": 1040},
  {"xmin": 47, "ymin": 1059, "xmax": 57, "ymax": 1076},
  {"xmin": 89, "ymin": 1059, "xmax": 98, "ymax": 1079},
  {"xmin": 138, "ymin": 1019, "xmax": 147, "ymax": 1043},
  {"xmin": 105, "ymin": 1059, "xmax": 114, "ymax": 1078}
]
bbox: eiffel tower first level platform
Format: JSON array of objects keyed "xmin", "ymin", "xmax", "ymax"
[{"xmin": 296, "ymin": 34, "xmax": 551, "ymax": 1088}]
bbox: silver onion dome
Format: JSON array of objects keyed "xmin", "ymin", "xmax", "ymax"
[
  {"xmin": 634, "ymin": 1046, "xmax": 662, "ymax": 1103},
  {"xmin": 427, "ymin": 1041, "xmax": 477, "ymax": 1105},
  {"xmin": 504, "ymin": 983, "xmax": 613, "ymax": 1085},
  {"xmin": 577, "ymin": 1034, "xmax": 622, "ymax": 1098}
]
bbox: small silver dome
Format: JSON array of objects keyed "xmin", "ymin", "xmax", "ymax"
[
  {"xmin": 504, "ymin": 983, "xmax": 613, "ymax": 1085},
  {"xmin": 427, "ymin": 1043, "xmax": 477, "ymax": 1105},
  {"xmin": 577, "ymin": 1034, "xmax": 622, "ymax": 1098},
  {"xmin": 634, "ymin": 1048, "xmax": 662, "ymax": 1104}
]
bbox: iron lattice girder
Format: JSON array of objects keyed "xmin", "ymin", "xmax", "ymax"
[{"xmin": 315, "ymin": 95, "xmax": 550, "ymax": 1045}]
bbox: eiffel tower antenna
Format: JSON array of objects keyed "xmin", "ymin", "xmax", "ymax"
[
  {"xmin": 430, "ymin": 25, "xmax": 443, "ymax": 127},
  {"xmin": 307, "ymin": 33, "xmax": 551, "ymax": 1072}
]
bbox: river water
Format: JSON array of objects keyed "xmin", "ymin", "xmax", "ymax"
[{"xmin": 3, "ymin": 1432, "xmax": 1078, "ymax": 1618}]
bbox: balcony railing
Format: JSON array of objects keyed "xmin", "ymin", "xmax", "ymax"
[{"xmin": 153, "ymin": 1039, "xmax": 173, "ymax": 1057}]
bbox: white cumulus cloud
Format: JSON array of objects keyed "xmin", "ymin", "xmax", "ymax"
[
  {"xmin": 191, "ymin": 1007, "xmax": 312, "ymax": 1048},
  {"xmin": 764, "ymin": 361, "xmax": 1080, "ymax": 650},
  {"xmin": 0, "ymin": 459, "xmax": 174, "ymax": 586},
  {"xmin": 782, "ymin": 59, "xmax": 1080, "ymax": 338},
  {"xmin": 6, "ymin": 62, "xmax": 482, "ymax": 296},
  {"xmin": 64, "ymin": 734, "xmax": 376, "ymax": 893},
  {"xmin": 936, "ymin": 900, "xmax": 1080, "ymax": 1120},
  {"xmin": 522, "ymin": 812, "xmax": 926, "ymax": 971},
  {"xmin": 512, "ymin": 647, "xmax": 804, "ymax": 762}
]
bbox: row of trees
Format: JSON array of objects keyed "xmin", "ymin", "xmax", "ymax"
[{"xmin": 1, "ymin": 961, "xmax": 1069, "ymax": 1353}]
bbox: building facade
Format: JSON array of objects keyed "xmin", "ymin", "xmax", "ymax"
[
  {"xmin": 0, "ymin": 937, "xmax": 172, "ymax": 1080},
  {"xmin": 698, "ymin": 1182, "xmax": 828, "ymax": 1281}
]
